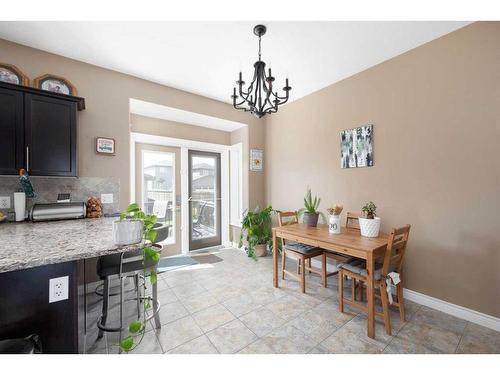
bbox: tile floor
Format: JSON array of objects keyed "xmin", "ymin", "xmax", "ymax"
[{"xmin": 84, "ymin": 248, "xmax": 500, "ymax": 354}]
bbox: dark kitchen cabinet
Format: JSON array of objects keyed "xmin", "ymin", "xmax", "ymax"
[
  {"xmin": 0, "ymin": 82, "xmax": 85, "ymax": 177},
  {"xmin": 25, "ymin": 94, "xmax": 77, "ymax": 176},
  {"xmin": 0, "ymin": 87, "xmax": 24, "ymax": 175}
]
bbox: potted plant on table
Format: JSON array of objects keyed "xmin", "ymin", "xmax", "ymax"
[
  {"xmin": 298, "ymin": 188, "xmax": 325, "ymax": 227},
  {"xmin": 239, "ymin": 206, "xmax": 273, "ymax": 260},
  {"xmin": 327, "ymin": 204, "xmax": 343, "ymax": 234},
  {"xmin": 359, "ymin": 201, "xmax": 381, "ymax": 237}
]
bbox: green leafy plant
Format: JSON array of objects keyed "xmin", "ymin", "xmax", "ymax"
[
  {"xmin": 118, "ymin": 203, "xmax": 161, "ymax": 353},
  {"xmin": 298, "ymin": 189, "xmax": 326, "ymax": 222},
  {"xmin": 362, "ymin": 201, "xmax": 377, "ymax": 219},
  {"xmin": 239, "ymin": 206, "xmax": 273, "ymax": 260}
]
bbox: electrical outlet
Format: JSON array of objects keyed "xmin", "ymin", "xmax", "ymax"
[
  {"xmin": 0, "ymin": 196, "xmax": 11, "ymax": 209},
  {"xmin": 49, "ymin": 276, "xmax": 69, "ymax": 303},
  {"xmin": 101, "ymin": 193, "xmax": 113, "ymax": 204}
]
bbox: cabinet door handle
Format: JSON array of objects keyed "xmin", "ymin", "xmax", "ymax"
[{"xmin": 26, "ymin": 146, "xmax": 29, "ymax": 172}]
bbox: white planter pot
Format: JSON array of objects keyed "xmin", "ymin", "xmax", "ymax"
[
  {"xmin": 14, "ymin": 192, "xmax": 26, "ymax": 222},
  {"xmin": 328, "ymin": 215, "xmax": 341, "ymax": 234},
  {"xmin": 113, "ymin": 220, "xmax": 143, "ymax": 245},
  {"xmin": 359, "ymin": 217, "xmax": 381, "ymax": 238}
]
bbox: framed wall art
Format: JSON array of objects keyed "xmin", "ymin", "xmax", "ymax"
[
  {"xmin": 340, "ymin": 124, "xmax": 374, "ymax": 168},
  {"xmin": 250, "ymin": 149, "xmax": 264, "ymax": 171},
  {"xmin": 33, "ymin": 74, "xmax": 77, "ymax": 96},
  {"xmin": 0, "ymin": 63, "xmax": 29, "ymax": 86},
  {"xmin": 96, "ymin": 137, "xmax": 116, "ymax": 155}
]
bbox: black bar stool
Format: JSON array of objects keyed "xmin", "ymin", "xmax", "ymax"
[{"xmin": 95, "ymin": 246, "xmax": 161, "ymax": 344}]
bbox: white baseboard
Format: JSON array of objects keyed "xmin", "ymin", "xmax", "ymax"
[
  {"xmin": 231, "ymin": 245, "xmax": 500, "ymax": 332},
  {"xmin": 403, "ymin": 288, "xmax": 500, "ymax": 332}
]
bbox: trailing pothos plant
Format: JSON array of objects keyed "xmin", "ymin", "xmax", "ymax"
[
  {"xmin": 239, "ymin": 206, "xmax": 273, "ymax": 260},
  {"xmin": 118, "ymin": 203, "xmax": 161, "ymax": 353}
]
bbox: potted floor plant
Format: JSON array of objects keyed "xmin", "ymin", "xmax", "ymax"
[
  {"xmin": 359, "ymin": 201, "xmax": 381, "ymax": 237},
  {"xmin": 239, "ymin": 206, "xmax": 273, "ymax": 259},
  {"xmin": 298, "ymin": 188, "xmax": 325, "ymax": 227}
]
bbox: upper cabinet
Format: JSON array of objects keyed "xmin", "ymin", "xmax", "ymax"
[{"xmin": 0, "ymin": 82, "xmax": 85, "ymax": 177}]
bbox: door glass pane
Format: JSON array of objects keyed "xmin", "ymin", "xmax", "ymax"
[
  {"xmin": 142, "ymin": 150, "xmax": 175, "ymax": 245},
  {"xmin": 191, "ymin": 155, "xmax": 217, "ymax": 241}
]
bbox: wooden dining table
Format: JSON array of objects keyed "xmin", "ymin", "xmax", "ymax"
[{"xmin": 272, "ymin": 223, "xmax": 389, "ymax": 339}]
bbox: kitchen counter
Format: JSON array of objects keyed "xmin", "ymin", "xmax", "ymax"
[{"xmin": 0, "ymin": 217, "xmax": 142, "ymax": 273}]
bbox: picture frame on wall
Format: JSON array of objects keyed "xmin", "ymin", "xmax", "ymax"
[
  {"xmin": 340, "ymin": 124, "xmax": 374, "ymax": 168},
  {"xmin": 250, "ymin": 149, "xmax": 264, "ymax": 171},
  {"xmin": 33, "ymin": 74, "xmax": 77, "ymax": 96},
  {"xmin": 96, "ymin": 137, "xmax": 116, "ymax": 155},
  {"xmin": 0, "ymin": 62, "xmax": 29, "ymax": 86}
]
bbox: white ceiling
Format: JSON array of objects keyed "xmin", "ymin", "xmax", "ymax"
[
  {"xmin": 0, "ymin": 21, "xmax": 470, "ymax": 104},
  {"xmin": 130, "ymin": 98, "xmax": 246, "ymax": 131}
]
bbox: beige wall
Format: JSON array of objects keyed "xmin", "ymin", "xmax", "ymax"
[
  {"xmin": 130, "ymin": 114, "xmax": 232, "ymax": 145},
  {"xmin": 0, "ymin": 38, "xmax": 266, "ymax": 210},
  {"xmin": 265, "ymin": 22, "xmax": 500, "ymax": 317}
]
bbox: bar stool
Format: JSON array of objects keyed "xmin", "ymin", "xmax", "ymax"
[{"xmin": 96, "ymin": 245, "xmax": 161, "ymax": 342}]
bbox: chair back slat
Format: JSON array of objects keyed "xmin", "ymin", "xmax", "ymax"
[
  {"xmin": 277, "ymin": 211, "xmax": 299, "ymax": 247},
  {"xmin": 381, "ymin": 224, "xmax": 411, "ymax": 276},
  {"xmin": 346, "ymin": 212, "xmax": 362, "ymax": 230}
]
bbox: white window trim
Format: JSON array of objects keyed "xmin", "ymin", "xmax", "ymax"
[{"xmin": 229, "ymin": 142, "xmax": 243, "ymax": 227}]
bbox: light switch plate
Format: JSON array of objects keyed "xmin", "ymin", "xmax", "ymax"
[
  {"xmin": 101, "ymin": 193, "xmax": 113, "ymax": 204},
  {"xmin": 49, "ymin": 276, "xmax": 69, "ymax": 303},
  {"xmin": 0, "ymin": 196, "xmax": 11, "ymax": 209}
]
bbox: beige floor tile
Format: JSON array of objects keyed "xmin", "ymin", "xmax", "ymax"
[
  {"xmin": 396, "ymin": 321, "xmax": 461, "ymax": 353},
  {"xmin": 321, "ymin": 326, "xmax": 382, "ymax": 354},
  {"xmin": 239, "ymin": 306, "xmax": 287, "ymax": 337},
  {"xmin": 157, "ymin": 301, "xmax": 189, "ymax": 325},
  {"xmin": 456, "ymin": 323, "xmax": 500, "ymax": 354},
  {"xmin": 206, "ymin": 319, "xmax": 258, "ymax": 353},
  {"xmin": 288, "ymin": 310, "xmax": 339, "ymax": 344},
  {"xmin": 340, "ymin": 314, "xmax": 397, "ymax": 350},
  {"xmin": 156, "ymin": 288, "xmax": 179, "ymax": 305},
  {"xmin": 168, "ymin": 334, "xmax": 219, "ymax": 354},
  {"xmin": 192, "ymin": 304, "xmax": 236, "ymax": 333},
  {"xmin": 266, "ymin": 294, "xmax": 311, "ymax": 322},
  {"xmin": 308, "ymin": 345, "xmax": 331, "ymax": 354},
  {"xmin": 383, "ymin": 336, "xmax": 440, "ymax": 354},
  {"xmin": 238, "ymin": 339, "xmax": 275, "ymax": 354},
  {"xmin": 127, "ymin": 331, "xmax": 164, "ymax": 354},
  {"xmin": 222, "ymin": 293, "xmax": 262, "ymax": 317},
  {"xmin": 261, "ymin": 324, "xmax": 317, "ymax": 354},
  {"xmin": 181, "ymin": 291, "xmax": 218, "ymax": 314},
  {"xmin": 170, "ymin": 281, "xmax": 207, "ymax": 300},
  {"xmin": 207, "ymin": 285, "xmax": 244, "ymax": 302},
  {"xmin": 411, "ymin": 306, "xmax": 467, "ymax": 335},
  {"xmin": 155, "ymin": 316, "xmax": 203, "ymax": 352}
]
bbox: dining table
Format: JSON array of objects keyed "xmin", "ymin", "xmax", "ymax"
[{"xmin": 272, "ymin": 223, "xmax": 389, "ymax": 339}]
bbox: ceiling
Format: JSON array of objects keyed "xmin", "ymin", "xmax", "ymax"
[{"xmin": 0, "ymin": 21, "xmax": 470, "ymax": 104}]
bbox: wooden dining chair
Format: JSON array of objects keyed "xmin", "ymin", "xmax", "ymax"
[
  {"xmin": 335, "ymin": 212, "xmax": 361, "ymax": 294},
  {"xmin": 277, "ymin": 211, "xmax": 324, "ymax": 293},
  {"xmin": 338, "ymin": 225, "xmax": 411, "ymax": 335}
]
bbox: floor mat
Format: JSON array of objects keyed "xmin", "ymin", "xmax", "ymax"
[
  {"xmin": 157, "ymin": 256, "xmax": 199, "ymax": 273},
  {"xmin": 190, "ymin": 252, "xmax": 223, "ymax": 264}
]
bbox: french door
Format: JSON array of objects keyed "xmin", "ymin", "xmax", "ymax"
[{"xmin": 188, "ymin": 150, "xmax": 221, "ymax": 250}]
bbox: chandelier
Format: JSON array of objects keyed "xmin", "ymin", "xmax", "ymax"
[{"xmin": 231, "ymin": 24, "xmax": 291, "ymax": 118}]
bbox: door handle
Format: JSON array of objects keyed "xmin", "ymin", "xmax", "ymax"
[{"xmin": 26, "ymin": 146, "xmax": 30, "ymax": 172}]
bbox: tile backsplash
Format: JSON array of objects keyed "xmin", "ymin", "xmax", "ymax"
[{"xmin": 0, "ymin": 176, "xmax": 120, "ymax": 215}]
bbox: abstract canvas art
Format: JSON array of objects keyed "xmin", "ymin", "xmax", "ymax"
[{"xmin": 341, "ymin": 125, "xmax": 373, "ymax": 168}]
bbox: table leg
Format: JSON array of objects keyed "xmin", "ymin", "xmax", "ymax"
[
  {"xmin": 366, "ymin": 253, "xmax": 375, "ymax": 338},
  {"xmin": 273, "ymin": 230, "xmax": 278, "ymax": 288}
]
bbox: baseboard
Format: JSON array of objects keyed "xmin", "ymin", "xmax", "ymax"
[{"xmin": 402, "ymin": 288, "xmax": 500, "ymax": 332}]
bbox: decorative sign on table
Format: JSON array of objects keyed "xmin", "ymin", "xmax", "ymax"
[
  {"xmin": 96, "ymin": 137, "xmax": 116, "ymax": 155},
  {"xmin": 340, "ymin": 124, "xmax": 373, "ymax": 168},
  {"xmin": 250, "ymin": 149, "xmax": 264, "ymax": 171}
]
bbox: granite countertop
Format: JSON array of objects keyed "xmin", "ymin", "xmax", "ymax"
[{"xmin": 0, "ymin": 218, "xmax": 142, "ymax": 273}]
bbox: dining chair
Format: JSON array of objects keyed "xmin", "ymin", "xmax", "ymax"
[
  {"xmin": 334, "ymin": 212, "xmax": 361, "ymax": 294},
  {"xmin": 277, "ymin": 211, "xmax": 324, "ymax": 293},
  {"xmin": 338, "ymin": 225, "xmax": 411, "ymax": 335}
]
